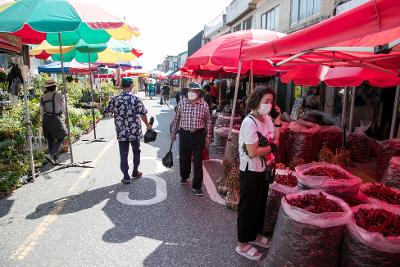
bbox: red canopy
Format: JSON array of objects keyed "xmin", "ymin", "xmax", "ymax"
[
  {"xmin": 241, "ymin": 0, "xmax": 400, "ymax": 62},
  {"xmin": 185, "ymin": 29, "xmax": 286, "ymax": 76},
  {"xmin": 281, "ymin": 65, "xmax": 400, "ymax": 87}
]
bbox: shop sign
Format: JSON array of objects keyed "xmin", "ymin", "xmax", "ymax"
[{"xmin": 0, "ymin": 33, "xmax": 21, "ymax": 53}]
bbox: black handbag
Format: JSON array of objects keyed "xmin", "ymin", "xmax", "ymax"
[{"xmin": 162, "ymin": 141, "xmax": 174, "ymax": 168}]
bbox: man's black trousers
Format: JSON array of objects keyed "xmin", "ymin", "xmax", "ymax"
[{"xmin": 179, "ymin": 129, "xmax": 205, "ymax": 190}]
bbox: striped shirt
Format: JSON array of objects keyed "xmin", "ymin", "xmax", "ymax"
[{"xmin": 171, "ymin": 97, "xmax": 211, "ymax": 138}]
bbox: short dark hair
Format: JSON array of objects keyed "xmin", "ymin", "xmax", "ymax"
[
  {"xmin": 247, "ymin": 86, "xmax": 275, "ymax": 110},
  {"xmin": 46, "ymin": 85, "xmax": 57, "ymax": 92}
]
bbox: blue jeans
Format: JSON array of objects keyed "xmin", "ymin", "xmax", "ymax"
[{"xmin": 118, "ymin": 140, "xmax": 141, "ymax": 180}]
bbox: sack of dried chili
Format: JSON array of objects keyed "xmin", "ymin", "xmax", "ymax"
[
  {"xmin": 274, "ymin": 124, "xmax": 289, "ymax": 164},
  {"xmin": 287, "ymin": 121, "xmax": 321, "ymax": 164},
  {"xmin": 381, "ymin": 157, "xmax": 400, "ymax": 190},
  {"xmin": 376, "ymin": 139, "xmax": 400, "ymax": 180},
  {"xmin": 340, "ymin": 204, "xmax": 400, "ymax": 267},
  {"xmin": 296, "ymin": 162, "xmax": 362, "ymax": 202},
  {"xmin": 358, "ymin": 182, "xmax": 400, "ymax": 207},
  {"xmin": 262, "ymin": 190, "xmax": 352, "ymax": 267},
  {"xmin": 264, "ymin": 170, "xmax": 299, "ymax": 234},
  {"xmin": 213, "ymin": 127, "xmax": 229, "ymax": 155},
  {"xmin": 320, "ymin": 126, "xmax": 343, "ymax": 153},
  {"xmin": 347, "ymin": 128, "xmax": 371, "ymax": 163},
  {"xmin": 214, "ymin": 115, "xmax": 241, "ymax": 128}
]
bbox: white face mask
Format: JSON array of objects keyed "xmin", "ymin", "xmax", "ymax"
[
  {"xmin": 258, "ymin": 103, "xmax": 272, "ymax": 116},
  {"xmin": 188, "ymin": 92, "xmax": 198, "ymax": 100}
]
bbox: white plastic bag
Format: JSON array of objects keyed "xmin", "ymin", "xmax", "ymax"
[
  {"xmin": 340, "ymin": 204, "xmax": 400, "ymax": 267},
  {"xmin": 263, "ymin": 190, "xmax": 352, "ymax": 267},
  {"xmin": 264, "ymin": 170, "xmax": 299, "ymax": 233}
]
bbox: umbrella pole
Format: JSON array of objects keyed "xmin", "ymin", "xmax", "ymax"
[
  {"xmin": 22, "ymin": 72, "xmax": 36, "ymax": 181},
  {"xmin": 227, "ymin": 60, "xmax": 242, "ymax": 142},
  {"xmin": 250, "ymin": 61, "xmax": 254, "ymax": 94},
  {"xmin": 218, "ymin": 74, "xmax": 222, "ymax": 109},
  {"xmin": 348, "ymin": 86, "xmax": 356, "ymax": 133},
  {"xmin": 390, "ymin": 85, "xmax": 400, "ymax": 139},
  {"xmin": 58, "ymin": 33, "xmax": 74, "ymax": 164},
  {"xmin": 342, "ymin": 87, "xmax": 348, "ymax": 147},
  {"xmin": 88, "ymin": 55, "xmax": 97, "ymax": 139}
]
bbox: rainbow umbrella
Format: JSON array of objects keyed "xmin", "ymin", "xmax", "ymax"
[
  {"xmin": 0, "ymin": 0, "xmax": 140, "ymax": 168},
  {"xmin": 0, "ymin": 0, "xmax": 140, "ymax": 45}
]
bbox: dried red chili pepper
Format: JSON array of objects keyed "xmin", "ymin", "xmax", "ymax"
[
  {"xmin": 304, "ymin": 166, "xmax": 349, "ymax": 180},
  {"xmin": 354, "ymin": 208, "xmax": 400, "ymax": 237},
  {"xmin": 286, "ymin": 192, "xmax": 343, "ymax": 213},
  {"xmin": 275, "ymin": 173, "xmax": 298, "ymax": 187},
  {"xmin": 361, "ymin": 183, "xmax": 400, "ymax": 206}
]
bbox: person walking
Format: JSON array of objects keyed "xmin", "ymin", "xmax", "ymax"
[
  {"xmin": 155, "ymin": 79, "xmax": 161, "ymax": 95},
  {"xmin": 235, "ymin": 86, "xmax": 281, "ymax": 261},
  {"xmin": 209, "ymin": 81, "xmax": 217, "ymax": 104},
  {"xmin": 40, "ymin": 78, "xmax": 68, "ymax": 165},
  {"xmin": 148, "ymin": 80, "xmax": 155, "ymax": 100},
  {"xmin": 160, "ymin": 82, "xmax": 171, "ymax": 106},
  {"xmin": 104, "ymin": 77, "xmax": 152, "ymax": 184},
  {"xmin": 170, "ymin": 83, "xmax": 212, "ymax": 196}
]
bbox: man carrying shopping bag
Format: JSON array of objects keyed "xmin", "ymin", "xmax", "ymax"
[
  {"xmin": 104, "ymin": 78, "xmax": 152, "ymax": 184},
  {"xmin": 170, "ymin": 82, "xmax": 212, "ymax": 196}
]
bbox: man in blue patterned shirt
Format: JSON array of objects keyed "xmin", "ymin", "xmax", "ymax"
[{"xmin": 104, "ymin": 78, "xmax": 152, "ymax": 184}]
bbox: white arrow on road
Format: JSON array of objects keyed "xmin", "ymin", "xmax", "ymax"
[{"xmin": 116, "ymin": 174, "xmax": 167, "ymax": 206}]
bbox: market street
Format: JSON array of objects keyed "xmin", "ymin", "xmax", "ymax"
[{"xmin": 0, "ymin": 96, "xmax": 253, "ymax": 267}]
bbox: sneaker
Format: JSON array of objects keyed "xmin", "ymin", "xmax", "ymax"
[
  {"xmin": 121, "ymin": 178, "xmax": 131, "ymax": 185},
  {"xmin": 132, "ymin": 171, "xmax": 143, "ymax": 179},
  {"xmin": 192, "ymin": 188, "xmax": 204, "ymax": 196},
  {"xmin": 45, "ymin": 154, "xmax": 56, "ymax": 165},
  {"xmin": 180, "ymin": 179, "xmax": 188, "ymax": 185}
]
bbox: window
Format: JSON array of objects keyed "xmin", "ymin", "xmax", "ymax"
[
  {"xmin": 233, "ymin": 23, "xmax": 241, "ymax": 32},
  {"xmin": 291, "ymin": 0, "xmax": 321, "ymax": 24},
  {"xmin": 242, "ymin": 16, "xmax": 253, "ymax": 30},
  {"xmin": 261, "ymin": 6, "xmax": 280, "ymax": 31}
]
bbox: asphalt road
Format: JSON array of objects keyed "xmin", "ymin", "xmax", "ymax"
[{"xmin": 0, "ymin": 95, "xmax": 256, "ymax": 267}]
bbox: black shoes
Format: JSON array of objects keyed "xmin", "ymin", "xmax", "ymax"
[
  {"xmin": 121, "ymin": 178, "xmax": 130, "ymax": 185},
  {"xmin": 192, "ymin": 188, "xmax": 204, "ymax": 197},
  {"xmin": 132, "ymin": 171, "xmax": 143, "ymax": 179}
]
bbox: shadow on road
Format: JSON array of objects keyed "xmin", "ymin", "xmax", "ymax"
[{"xmin": 0, "ymin": 197, "xmax": 14, "ymax": 218}]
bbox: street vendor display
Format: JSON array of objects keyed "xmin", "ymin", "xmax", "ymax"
[
  {"xmin": 340, "ymin": 204, "xmax": 400, "ymax": 267},
  {"xmin": 347, "ymin": 127, "xmax": 371, "ymax": 163},
  {"xmin": 263, "ymin": 190, "xmax": 352, "ymax": 267}
]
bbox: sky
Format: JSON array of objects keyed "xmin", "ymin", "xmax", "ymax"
[{"xmin": 85, "ymin": 0, "xmax": 232, "ymax": 70}]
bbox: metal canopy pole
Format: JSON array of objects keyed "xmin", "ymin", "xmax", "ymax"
[
  {"xmin": 342, "ymin": 87, "xmax": 349, "ymax": 146},
  {"xmin": 227, "ymin": 60, "xmax": 242, "ymax": 142},
  {"xmin": 250, "ymin": 61, "xmax": 254, "ymax": 94},
  {"xmin": 348, "ymin": 86, "xmax": 356, "ymax": 133},
  {"xmin": 390, "ymin": 85, "xmax": 400, "ymax": 139},
  {"xmin": 218, "ymin": 74, "xmax": 222, "ymax": 109}
]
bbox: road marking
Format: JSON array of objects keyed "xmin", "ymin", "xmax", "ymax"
[
  {"xmin": 10, "ymin": 140, "xmax": 116, "ymax": 261},
  {"xmin": 116, "ymin": 175, "xmax": 167, "ymax": 206},
  {"xmin": 202, "ymin": 160, "xmax": 226, "ymax": 206}
]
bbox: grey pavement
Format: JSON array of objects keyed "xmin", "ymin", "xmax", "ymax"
[{"xmin": 0, "ymin": 94, "xmax": 256, "ymax": 267}]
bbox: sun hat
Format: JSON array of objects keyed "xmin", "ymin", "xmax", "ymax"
[
  {"xmin": 188, "ymin": 82, "xmax": 202, "ymax": 90},
  {"xmin": 44, "ymin": 78, "xmax": 57, "ymax": 88}
]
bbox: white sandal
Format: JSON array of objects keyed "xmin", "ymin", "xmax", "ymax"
[
  {"xmin": 249, "ymin": 236, "xmax": 270, "ymax": 249},
  {"xmin": 235, "ymin": 244, "xmax": 262, "ymax": 261}
]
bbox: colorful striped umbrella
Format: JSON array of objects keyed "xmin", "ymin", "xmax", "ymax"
[{"xmin": 0, "ymin": 0, "xmax": 140, "ymax": 45}]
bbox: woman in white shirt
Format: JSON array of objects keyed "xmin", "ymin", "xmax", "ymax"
[{"xmin": 235, "ymin": 86, "xmax": 281, "ymax": 261}]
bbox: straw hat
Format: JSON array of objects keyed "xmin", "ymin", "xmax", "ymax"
[{"xmin": 44, "ymin": 78, "xmax": 57, "ymax": 88}]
